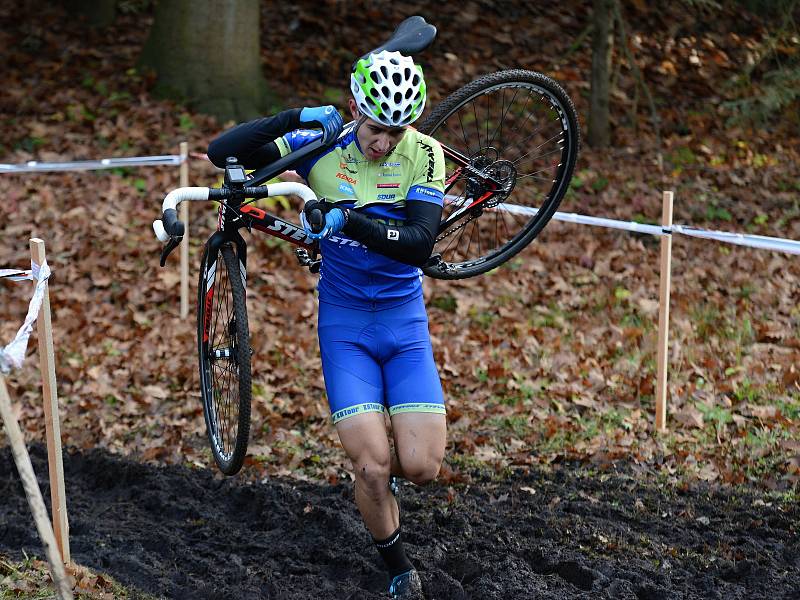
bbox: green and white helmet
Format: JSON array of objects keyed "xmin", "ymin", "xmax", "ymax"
[{"xmin": 350, "ymin": 50, "xmax": 427, "ymax": 127}]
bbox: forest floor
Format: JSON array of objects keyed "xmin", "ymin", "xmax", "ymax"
[{"xmin": 1, "ymin": 0, "xmax": 799, "ymax": 598}]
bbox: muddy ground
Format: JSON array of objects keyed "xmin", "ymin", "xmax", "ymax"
[{"xmin": 0, "ymin": 445, "xmax": 798, "ymax": 599}]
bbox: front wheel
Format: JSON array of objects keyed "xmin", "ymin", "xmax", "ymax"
[
  {"xmin": 197, "ymin": 241, "xmax": 252, "ymax": 475},
  {"xmin": 419, "ymin": 69, "xmax": 580, "ymax": 279}
]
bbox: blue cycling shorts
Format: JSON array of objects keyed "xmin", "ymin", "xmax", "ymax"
[{"xmin": 317, "ymin": 296, "xmax": 446, "ymax": 424}]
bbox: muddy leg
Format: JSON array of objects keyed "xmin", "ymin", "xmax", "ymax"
[{"xmin": 336, "ymin": 411, "xmax": 399, "ymax": 538}]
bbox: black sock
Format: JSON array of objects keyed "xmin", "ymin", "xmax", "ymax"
[{"xmin": 374, "ymin": 527, "xmax": 413, "ymax": 578}]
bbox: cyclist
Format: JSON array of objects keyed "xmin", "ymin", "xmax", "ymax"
[{"xmin": 208, "ymin": 50, "xmax": 445, "ymax": 599}]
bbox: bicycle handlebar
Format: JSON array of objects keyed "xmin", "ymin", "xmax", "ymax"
[{"xmin": 152, "ymin": 181, "xmax": 319, "ymax": 243}]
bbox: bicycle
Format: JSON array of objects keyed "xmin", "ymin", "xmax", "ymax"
[{"xmin": 154, "ymin": 16, "xmax": 580, "ymax": 475}]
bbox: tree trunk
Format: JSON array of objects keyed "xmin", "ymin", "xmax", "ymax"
[
  {"xmin": 139, "ymin": 0, "xmax": 271, "ymax": 123},
  {"xmin": 588, "ymin": 0, "xmax": 613, "ymax": 148},
  {"xmin": 65, "ymin": 0, "xmax": 116, "ymax": 27}
]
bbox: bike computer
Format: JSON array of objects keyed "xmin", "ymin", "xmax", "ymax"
[{"xmin": 225, "ymin": 165, "xmax": 247, "ymax": 185}]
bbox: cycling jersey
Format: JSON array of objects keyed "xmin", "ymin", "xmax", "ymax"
[{"xmin": 275, "ymin": 125, "xmax": 445, "ymax": 309}]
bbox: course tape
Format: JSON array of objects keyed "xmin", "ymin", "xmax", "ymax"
[
  {"xmin": 0, "ymin": 269, "xmax": 32, "ymax": 282},
  {"xmin": 489, "ymin": 201, "xmax": 800, "ymax": 256},
  {"xmin": 0, "ymin": 155, "xmax": 183, "ymax": 173},
  {"xmin": 0, "ymin": 261, "xmax": 50, "ymax": 374}
]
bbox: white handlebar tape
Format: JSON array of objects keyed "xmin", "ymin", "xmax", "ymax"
[
  {"xmin": 153, "ymin": 220, "xmax": 169, "ymax": 243},
  {"xmin": 161, "ymin": 186, "xmax": 211, "ymax": 212},
  {"xmin": 265, "ymin": 182, "xmax": 318, "ymax": 205}
]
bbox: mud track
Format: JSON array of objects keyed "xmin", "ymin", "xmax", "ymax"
[{"xmin": 0, "ymin": 445, "xmax": 797, "ymax": 599}]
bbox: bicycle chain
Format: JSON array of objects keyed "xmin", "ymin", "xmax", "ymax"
[{"xmin": 436, "ymin": 211, "xmax": 479, "ymax": 242}]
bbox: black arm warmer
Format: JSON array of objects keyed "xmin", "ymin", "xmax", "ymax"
[
  {"xmin": 343, "ymin": 201, "xmax": 442, "ymax": 267},
  {"xmin": 207, "ymin": 108, "xmax": 302, "ymax": 169}
]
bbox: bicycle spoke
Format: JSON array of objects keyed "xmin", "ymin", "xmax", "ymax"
[
  {"xmin": 455, "ymin": 112, "xmax": 471, "ymax": 152},
  {"xmin": 471, "ymin": 101, "xmax": 482, "ymax": 150},
  {"xmin": 512, "ymin": 131, "xmax": 566, "ymax": 166}
]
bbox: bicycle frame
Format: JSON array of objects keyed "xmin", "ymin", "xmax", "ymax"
[
  {"xmin": 193, "ymin": 138, "xmax": 509, "ymax": 318},
  {"xmin": 208, "ymin": 140, "xmax": 505, "ymax": 251}
]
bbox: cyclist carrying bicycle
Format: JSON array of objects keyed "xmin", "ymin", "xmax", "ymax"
[{"xmin": 208, "ymin": 50, "xmax": 445, "ymax": 599}]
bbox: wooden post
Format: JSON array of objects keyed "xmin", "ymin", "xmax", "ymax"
[
  {"xmin": 655, "ymin": 191, "xmax": 674, "ymax": 432},
  {"xmin": 0, "ymin": 374, "xmax": 74, "ymax": 599},
  {"xmin": 179, "ymin": 141, "xmax": 190, "ymax": 319},
  {"xmin": 29, "ymin": 239, "xmax": 70, "ymax": 564}
]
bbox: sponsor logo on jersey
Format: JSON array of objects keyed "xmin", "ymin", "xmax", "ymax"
[
  {"xmin": 336, "ymin": 172, "xmax": 357, "ymax": 184},
  {"xmin": 377, "ymin": 193, "xmax": 396, "ymax": 201},
  {"xmin": 338, "ymin": 153, "xmax": 360, "ymax": 173},
  {"xmin": 377, "ymin": 183, "xmax": 400, "ymax": 188},
  {"xmin": 417, "ymin": 140, "xmax": 436, "ymax": 181},
  {"xmin": 380, "ymin": 161, "xmax": 401, "ymax": 167},
  {"xmin": 338, "ymin": 182, "xmax": 354, "ymax": 195},
  {"xmin": 339, "ymin": 161, "xmax": 358, "ymax": 174},
  {"xmin": 387, "ymin": 229, "xmax": 400, "ymax": 240},
  {"xmin": 328, "ymin": 235, "xmax": 365, "ymax": 248},
  {"xmin": 410, "ymin": 185, "xmax": 438, "ymax": 197},
  {"xmin": 378, "ymin": 172, "xmax": 400, "ymax": 177}
]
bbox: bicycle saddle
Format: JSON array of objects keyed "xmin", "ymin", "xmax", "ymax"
[{"xmin": 353, "ymin": 16, "xmax": 437, "ymax": 68}]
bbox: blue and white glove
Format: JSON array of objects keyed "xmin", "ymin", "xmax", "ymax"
[
  {"xmin": 299, "ymin": 106, "xmax": 344, "ymax": 144},
  {"xmin": 301, "ymin": 206, "xmax": 347, "ymax": 240}
]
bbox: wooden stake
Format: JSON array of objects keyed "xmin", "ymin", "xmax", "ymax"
[
  {"xmin": 655, "ymin": 191, "xmax": 674, "ymax": 432},
  {"xmin": 179, "ymin": 141, "xmax": 190, "ymax": 319},
  {"xmin": 0, "ymin": 374, "xmax": 74, "ymax": 600},
  {"xmin": 29, "ymin": 238, "xmax": 70, "ymax": 564}
]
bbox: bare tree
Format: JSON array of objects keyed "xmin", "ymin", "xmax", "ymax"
[
  {"xmin": 139, "ymin": 0, "xmax": 271, "ymax": 123},
  {"xmin": 588, "ymin": 0, "xmax": 614, "ymax": 148}
]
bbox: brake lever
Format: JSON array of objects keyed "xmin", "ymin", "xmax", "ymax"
[{"xmin": 159, "ymin": 236, "xmax": 182, "ymax": 267}]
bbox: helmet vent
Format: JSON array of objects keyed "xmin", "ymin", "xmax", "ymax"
[
  {"xmin": 412, "ymin": 74, "xmax": 420, "ymax": 86},
  {"xmin": 394, "ymin": 92, "xmax": 402, "ymax": 104},
  {"xmin": 392, "ymin": 72, "xmax": 402, "ymax": 86}
]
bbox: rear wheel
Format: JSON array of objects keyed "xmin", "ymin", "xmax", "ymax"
[
  {"xmin": 197, "ymin": 242, "xmax": 251, "ymax": 475},
  {"xmin": 418, "ymin": 69, "xmax": 580, "ymax": 279}
]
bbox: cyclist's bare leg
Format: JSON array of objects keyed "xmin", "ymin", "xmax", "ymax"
[
  {"xmin": 336, "ymin": 411, "xmax": 400, "ymax": 539},
  {"xmin": 390, "ymin": 412, "xmax": 446, "ymax": 486}
]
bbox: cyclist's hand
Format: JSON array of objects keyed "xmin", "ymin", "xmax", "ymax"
[
  {"xmin": 299, "ymin": 106, "xmax": 344, "ymax": 144},
  {"xmin": 301, "ymin": 207, "xmax": 346, "ymax": 240}
]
